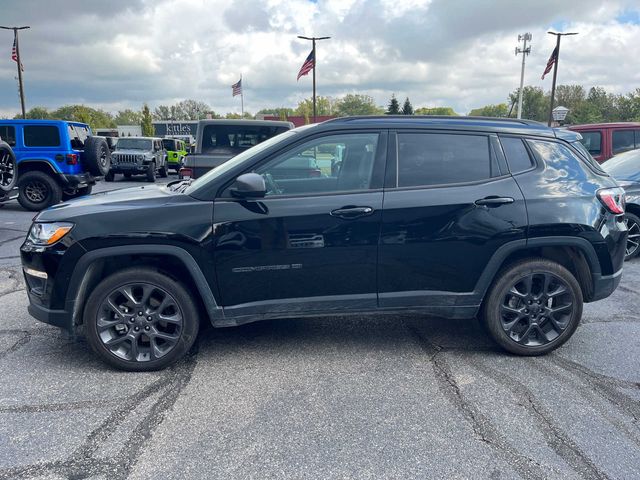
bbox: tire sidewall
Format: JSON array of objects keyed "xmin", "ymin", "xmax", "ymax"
[
  {"xmin": 482, "ymin": 259, "xmax": 583, "ymax": 356},
  {"xmin": 146, "ymin": 161, "xmax": 156, "ymax": 182},
  {"xmin": 0, "ymin": 143, "xmax": 17, "ymax": 193},
  {"xmin": 83, "ymin": 137, "xmax": 111, "ymax": 176},
  {"xmin": 84, "ymin": 268, "xmax": 199, "ymax": 371},
  {"xmin": 624, "ymin": 212, "xmax": 640, "ymax": 261},
  {"xmin": 17, "ymin": 171, "xmax": 62, "ymax": 211}
]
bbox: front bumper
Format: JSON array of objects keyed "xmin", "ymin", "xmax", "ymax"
[{"xmin": 110, "ymin": 163, "xmax": 149, "ymax": 174}]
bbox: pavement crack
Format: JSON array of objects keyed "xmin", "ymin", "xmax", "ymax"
[
  {"xmin": 0, "ymin": 330, "xmax": 30, "ymax": 360},
  {"xmin": 0, "ymin": 235, "xmax": 24, "ymax": 247},
  {"xmin": 470, "ymin": 360, "xmax": 609, "ymax": 480},
  {"xmin": 406, "ymin": 323, "xmax": 549, "ymax": 480}
]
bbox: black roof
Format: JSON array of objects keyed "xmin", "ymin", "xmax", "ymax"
[{"xmin": 316, "ymin": 116, "xmax": 556, "ymax": 138}]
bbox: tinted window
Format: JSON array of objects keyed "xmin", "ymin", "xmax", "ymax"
[
  {"xmin": 0, "ymin": 126, "xmax": 16, "ymax": 146},
  {"xmin": 579, "ymin": 131, "xmax": 601, "ymax": 155},
  {"xmin": 612, "ymin": 130, "xmax": 635, "ymax": 154},
  {"xmin": 500, "ymin": 137, "xmax": 534, "ymax": 173},
  {"xmin": 255, "ymin": 133, "xmax": 378, "ymax": 196},
  {"xmin": 23, "ymin": 125, "xmax": 60, "ymax": 147},
  {"xmin": 201, "ymin": 125, "xmax": 288, "ymax": 152},
  {"xmin": 397, "ymin": 133, "xmax": 492, "ymax": 187}
]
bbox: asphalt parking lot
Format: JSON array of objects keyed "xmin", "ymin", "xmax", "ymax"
[{"xmin": 1, "ymin": 177, "xmax": 639, "ymax": 479}]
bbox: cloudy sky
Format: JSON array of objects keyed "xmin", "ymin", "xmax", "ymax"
[{"xmin": 0, "ymin": 0, "xmax": 639, "ymax": 117}]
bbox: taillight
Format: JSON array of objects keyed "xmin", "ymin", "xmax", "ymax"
[
  {"xmin": 179, "ymin": 168, "xmax": 193, "ymax": 179},
  {"xmin": 66, "ymin": 153, "xmax": 78, "ymax": 165},
  {"xmin": 597, "ymin": 188, "xmax": 625, "ymax": 214}
]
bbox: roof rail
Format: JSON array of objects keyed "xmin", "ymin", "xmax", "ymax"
[{"xmin": 322, "ymin": 115, "xmax": 546, "ymax": 127}]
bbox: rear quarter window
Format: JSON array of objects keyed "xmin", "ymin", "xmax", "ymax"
[
  {"xmin": 527, "ymin": 139, "xmax": 592, "ymax": 182},
  {"xmin": 23, "ymin": 125, "xmax": 60, "ymax": 147},
  {"xmin": 0, "ymin": 126, "xmax": 16, "ymax": 146}
]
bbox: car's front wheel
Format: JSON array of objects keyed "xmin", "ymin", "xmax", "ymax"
[
  {"xmin": 17, "ymin": 171, "xmax": 63, "ymax": 211},
  {"xmin": 481, "ymin": 258, "xmax": 583, "ymax": 356},
  {"xmin": 146, "ymin": 162, "xmax": 156, "ymax": 182},
  {"xmin": 84, "ymin": 268, "xmax": 200, "ymax": 371},
  {"xmin": 624, "ymin": 212, "xmax": 640, "ymax": 261}
]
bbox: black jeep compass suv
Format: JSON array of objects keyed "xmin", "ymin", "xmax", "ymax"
[{"xmin": 21, "ymin": 117, "xmax": 627, "ymax": 371}]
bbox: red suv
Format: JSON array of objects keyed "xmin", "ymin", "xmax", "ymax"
[{"xmin": 569, "ymin": 122, "xmax": 640, "ymax": 163}]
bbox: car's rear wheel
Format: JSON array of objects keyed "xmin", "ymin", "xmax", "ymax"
[
  {"xmin": 84, "ymin": 268, "xmax": 199, "ymax": 371},
  {"xmin": 0, "ymin": 142, "xmax": 17, "ymax": 193},
  {"xmin": 17, "ymin": 171, "xmax": 63, "ymax": 211},
  {"xmin": 481, "ymin": 259, "xmax": 583, "ymax": 356},
  {"xmin": 624, "ymin": 212, "xmax": 640, "ymax": 261}
]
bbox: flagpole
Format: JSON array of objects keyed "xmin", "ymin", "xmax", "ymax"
[
  {"xmin": 0, "ymin": 25, "xmax": 30, "ymax": 119},
  {"xmin": 546, "ymin": 31, "xmax": 577, "ymax": 126},
  {"xmin": 297, "ymin": 35, "xmax": 330, "ymax": 123},
  {"xmin": 241, "ymin": 75, "xmax": 244, "ymax": 117}
]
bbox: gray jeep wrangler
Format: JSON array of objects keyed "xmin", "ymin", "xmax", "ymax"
[{"xmin": 105, "ymin": 137, "xmax": 168, "ymax": 182}]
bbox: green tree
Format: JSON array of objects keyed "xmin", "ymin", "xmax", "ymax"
[
  {"xmin": 141, "ymin": 104, "xmax": 154, "ymax": 136},
  {"xmin": 153, "ymin": 100, "xmax": 213, "ymax": 120},
  {"xmin": 114, "ymin": 109, "xmax": 142, "ymax": 125},
  {"xmin": 386, "ymin": 94, "xmax": 400, "ymax": 115},
  {"xmin": 401, "ymin": 97, "xmax": 414, "ymax": 115},
  {"xmin": 508, "ymin": 86, "xmax": 547, "ymax": 121},
  {"xmin": 15, "ymin": 106, "xmax": 51, "ymax": 119},
  {"xmin": 414, "ymin": 107, "xmax": 458, "ymax": 116},
  {"xmin": 334, "ymin": 94, "xmax": 383, "ymax": 116},
  {"xmin": 295, "ymin": 97, "xmax": 333, "ymax": 117},
  {"xmin": 468, "ymin": 103, "xmax": 509, "ymax": 117},
  {"xmin": 50, "ymin": 105, "xmax": 115, "ymax": 129}
]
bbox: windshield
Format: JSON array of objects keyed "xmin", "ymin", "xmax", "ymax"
[
  {"xmin": 184, "ymin": 130, "xmax": 299, "ymax": 195},
  {"xmin": 603, "ymin": 149, "xmax": 640, "ymax": 181},
  {"xmin": 117, "ymin": 138, "xmax": 152, "ymax": 150}
]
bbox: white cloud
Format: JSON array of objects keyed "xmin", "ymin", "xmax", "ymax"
[{"xmin": 0, "ymin": 0, "xmax": 638, "ymax": 117}]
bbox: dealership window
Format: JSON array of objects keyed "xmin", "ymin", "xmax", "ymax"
[
  {"xmin": 397, "ymin": 133, "xmax": 494, "ymax": 187},
  {"xmin": 23, "ymin": 125, "xmax": 60, "ymax": 147},
  {"xmin": 612, "ymin": 130, "xmax": 635, "ymax": 154},
  {"xmin": 0, "ymin": 126, "xmax": 16, "ymax": 146}
]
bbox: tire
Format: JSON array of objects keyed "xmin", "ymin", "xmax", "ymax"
[
  {"xmin": 62, "ymin": 185, "xmax": 93, "ymax": 201},
  {"xmin": 0, "ymin": 141, "xmax": 17, "ymax": 193},
  {"xmin": 84, "ymin": 268, "xmax": 200, "ymax": 371},
  {"xmin": 83, "ymin": 137, "xmax": 111, "ymax": 176},
  {"xmin": 146, "ymin": 162, "xmax": 156, "ymax": 182},
  {"xmin": 481, "ymin": 258, "xmax": 583, "ymax": 356},
  {"xmin": 104, "ymin": 171, "xmax": 114, "ymax": 182},
  {"xmin": 17, "ymin": 171, "xmax": 63, "ymax": 211},
  {"xmin": 624, "ymin": 212, "xmax": 640, "ymax": 261},
  {"xmin": 159, "ymin": 163, "xmax": 168, "ymax": 178}
]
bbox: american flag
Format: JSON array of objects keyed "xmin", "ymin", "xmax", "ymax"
[
  {"xmin": 11, "ymin": 36, "xmax": 23, "ymax": 71},
  {"xmin": 541, "ymin": 45, "xmax": 558, "ymax": 80},
  {"xmin": 296, "ymin": 49, "xmax": 315, "ymax": 81},
  {"xmin": 231, "ymin": 78, "xmax": 242, "ymax": 97}
]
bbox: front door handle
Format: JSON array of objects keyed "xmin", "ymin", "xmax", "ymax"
[
  {"xmin": 330, "ymin": 206, "xmax": 375, "ymax": 219},
  {"xmin": 475, "ymin": 196, "xmax": 514, "ymax": 206}
]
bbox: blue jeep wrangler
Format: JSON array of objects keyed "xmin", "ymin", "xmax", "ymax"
[{"xmin": 0, "ymin": 120, "xmax": 111, "ymax": 211}]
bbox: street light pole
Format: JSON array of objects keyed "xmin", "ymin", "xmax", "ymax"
[
  {"xmin": 297, "ymin": 35, "xmax": 330, "ymax": 123},
  {"xmin": 546, "ymin": 31, "xmax": 578, "ymax": 126},
  {"xmin": 0, "ymin": 25, "xmax": 30, "ymax": 119},
  {"xmin": 515, "ymin": 33, "xmax": 531, "ymax": 119}
]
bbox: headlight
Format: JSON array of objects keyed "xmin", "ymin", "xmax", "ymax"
[{"xmin": 28, "ymin": 222, "xmax": 74, "ymax": 246}]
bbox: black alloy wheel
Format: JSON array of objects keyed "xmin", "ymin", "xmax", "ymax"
[
  {"xmin": 499, "ymin": 272, "xmax": 575, "ymax": 347},
  {"xmin": 24, "ymin": 179, "xmax": 48, "ymax": 203},
  {"xmin": 0, "ymin": 148, "xmax": 16, "ymax": 191},
  {"xmin": 85, "ymin": 268, "xmax": 199, "ymax": 371},
  {"xmin": 482, "ymin": 259, "xmax": 583, "ymax": 356},
  {"xmin": 624, "ymin": 213, "xmax": 640, "ymax": 261}
]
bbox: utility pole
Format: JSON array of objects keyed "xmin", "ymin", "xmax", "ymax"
[
  {"xmin": 515, "ymin": 33, "xmax": 531, "ymax": 119},
  {"xmin": 0, "ymin": 25, "xmax": 30, "ymax": 119},
  {"xmin": 297, "ymin": 35, "xmax": 330, "ymax": 123},
  {"xmin": 546, "ymin": 31, "xmax": 578, "ymax": 126}
]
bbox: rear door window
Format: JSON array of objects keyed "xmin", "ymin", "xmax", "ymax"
[
  {"xmin": 0, "ymin": 126, "xmax": 16, "ymax": 146},
  {"xmin": 578, "ymin": 131, "xmax": 601, "ymax": 155},
  {"xmin": 23, "ymin": 125, "xmax": 60, "ymax": 147},
  {"xmin": 396, "ymin": 133, "xmax": 495, "ymax": 187},
  {"xmin": 500, "ymin": 137, "xmax": 534, "ymax": 173},
  {"xmin": 612, "ymin": 130, "xmax": 635, "ymax": 154}
]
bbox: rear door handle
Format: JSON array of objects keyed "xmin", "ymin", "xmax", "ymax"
[
  {"xmin": 475, "ymin": 196, "xmax": 514, "ymax": 206},
  {"xmin": 330, "ymin": 206, "xmax": 375, "ymax": 219}
]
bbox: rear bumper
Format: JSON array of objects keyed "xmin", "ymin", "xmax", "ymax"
[
  {"xmin": 60, "ymin": 172, "xmax": 96, "ymax": 187},
  {"xmin": 589, "ymin": 268, "xmax": 623, "ymax": 302}
]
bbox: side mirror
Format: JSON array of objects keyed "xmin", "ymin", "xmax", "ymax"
[{"xmin": 231, "ymin": 173, "xmax": 266, "ymax": 199}]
